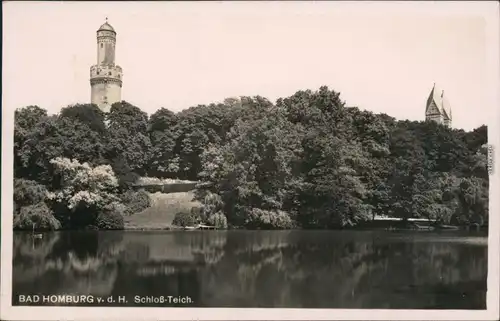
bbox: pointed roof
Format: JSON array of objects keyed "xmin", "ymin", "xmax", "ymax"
[
  {"xmin": 441, "ymin": 93, "xmax": 452, "ymax": 119},
  {"xmin": 426, "ymin": 83, "xmax": 438, "ymax": 109},
  {"xmin": 426, "ymin": 83, "xmax": 452, "ymax": 119},
  {"xmin": 98, "ymin": 18, "xmax": 115, "ymax": 33}
]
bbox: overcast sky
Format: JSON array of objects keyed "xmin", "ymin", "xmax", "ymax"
[{"xmin": 3, "ymin": 1, "xmax": 499, "ymax": 131}]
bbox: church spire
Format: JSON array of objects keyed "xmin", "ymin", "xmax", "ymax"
[{"xmin": 425, "ymin": 82, "xmax": 452, "ymax": 128}]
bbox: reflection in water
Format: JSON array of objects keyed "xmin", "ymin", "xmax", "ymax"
[{"xmin": 12, "ymin": 230, "xmax": 487, "ymax": 309}]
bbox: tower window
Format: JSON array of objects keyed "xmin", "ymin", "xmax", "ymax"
[
  {"xmin": 109, "ymin": 72, "xmax": 112, "ymax": 75},
  {"xmin": 101, "ymin": 43, "xmax": 103, "ymax": 48}
]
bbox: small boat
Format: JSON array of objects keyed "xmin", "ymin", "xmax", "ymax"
[
  {"xmin": 198, "ymin": 224, "xmax": 216, "ymax": 230},
  {"xmin": 436, "ymin": 225, "xmax": 460, "ymax": 230},
  {"xmin": 183, "ymin": 226, "xmax": 198, "ymax": 231},
  {"xmin": 32, "ymin": 223, "xmax": 43, "ymax": 239}
]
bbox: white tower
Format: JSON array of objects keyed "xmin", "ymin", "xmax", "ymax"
[{"xmin": 90, "ymin": 18, "xmax": 123, "ymax": 113}]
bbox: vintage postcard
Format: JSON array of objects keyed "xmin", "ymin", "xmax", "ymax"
[{"xmin": 1, "ymin": 1, "xmax": 499, "ymax": 320}]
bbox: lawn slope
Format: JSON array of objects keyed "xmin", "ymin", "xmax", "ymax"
[{"xmin": 124, "ymin": 191, "xmax": 200, "ymax": 230}]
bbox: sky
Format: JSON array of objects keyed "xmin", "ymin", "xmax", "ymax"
[{"xmin": 3, "ymin": 1, "xmax": 499, "ymax": 131}]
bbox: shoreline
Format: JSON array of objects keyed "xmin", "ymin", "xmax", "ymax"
[{"xmin": 17, "ymin": 225, "xmax": 489, "ymax": 233}]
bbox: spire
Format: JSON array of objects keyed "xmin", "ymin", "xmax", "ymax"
[{"xmin": 426, "ymin": 83, "xmax": 438, "ymax": 111}]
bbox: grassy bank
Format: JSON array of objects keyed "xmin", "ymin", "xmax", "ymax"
[{"xmin": 124, "ymin": 191, "xmax": 201, "ymax": 230}]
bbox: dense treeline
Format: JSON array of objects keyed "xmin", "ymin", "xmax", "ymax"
[{"xmin": 14, "ymin": 86, "xmax": 488, "ymax": 230}]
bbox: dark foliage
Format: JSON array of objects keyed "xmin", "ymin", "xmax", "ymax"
[
  {"xmin": 13, "ymin": 87, "xmax": 489, "ymax": 230},
  {"xmin": 14, "ymin": 202, "xmax": 61, "ymax": 231},
  {"xmin": 59, "ymin": 104, "xmax": 107, "ymax": 133},
  {"xmin": 120, "ymin": 190, "xmax": 152, "ymax": 215},
  {"xmin": 95, "ymin": 207, "xmax": 125, "ymax": 230},
  {"xmin": 172, "ymin": 211, "xmax": 199, "ymax": 227}
]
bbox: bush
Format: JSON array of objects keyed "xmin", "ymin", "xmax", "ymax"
[
  {"xmin": 95, "ymin": 202, "xmax": 125, "ymax": 230},
  {"xmin": 111, "ymin": 157, "xmax": 140, "ymax": 190},
  {"xmin": 245, "ymin": 208, "xmax": 294, "ymax": 229},
  {"xmin": 200, "ymin": 192, "xmax": 224, "ymax": 220},
  {"xmin": 104, "ymin": 201, "xmax": 128, "ymax": 216},
  {"xmin": 96, "ymin": 211, "xmax": 125, "ymax": 230},
  {"xmin": 207, "ymin": 212, "xmax": 228, "ymax": 229},
  {"xmin": 172, "ymin": 210, "xmax": 198, "ymax": 227},
  {"xmin": 14, "ymin": 179, "xmax": 49, "ymax": 211},
  {"xmin": 120, "ymin": 190, "xmax": 151, "ymax": 215},
  {"xmin": 14, "ymin": 202, "xmax": 61, "ymax": 230}
]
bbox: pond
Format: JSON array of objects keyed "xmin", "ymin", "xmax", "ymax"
[{"xmin": 12, "ymin": 230, "xmax": 488, "ymax": 309}]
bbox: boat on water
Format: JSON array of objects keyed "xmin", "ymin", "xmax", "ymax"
[
  {"xmin": 183, "ymin": 224, "xmax": 217, "ymax": 231},
  {"xmin": 435, "ymin": 225, "xmax": 460, "ymax": 230}
]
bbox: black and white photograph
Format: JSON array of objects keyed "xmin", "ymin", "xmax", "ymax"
[{"xmin": 1, "ymin": 1, "xmax": 499, "ymax": 320}]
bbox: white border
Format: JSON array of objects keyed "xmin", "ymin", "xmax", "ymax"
[{"xmin": 2, "ymin": 1, "xmax": 499, "ymax": 320}]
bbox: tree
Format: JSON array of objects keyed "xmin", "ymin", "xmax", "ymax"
[
  {"xmin": 47, "ymin": 157, "xmax": 121, "ymax": 229},
  {"xmin": 297, "ymin": 135, "xmax": 371, "ymax": 228},
  {"xmin": 106, "ymin": 101, "xmax": 152, "ymax": 177},
  {"xmin": 148, "ymin": 107, "xmax": 178, "ymax": 132},
  {"xmin": 13, "ymin": 178, "xmax": 61, "ymax": 230},
  {"xmin": 18, "ymin": 116, "xmax": 107, "ymax": 184},
  {"xmin": 59, "ymin": 104, "xmax": 107, "ymax": 133},
  {"xmin": 173, "ymin": 102, "xmax": 238, "ymax": 180},
  {"xmin": 14, "ymin": 179, "xmax": 49, "ymax": 212},
  {"xmin": 108, "ymin": 101, "xmax": 149, "ymax": 133},
  {"xmin": 199, "ymin": 105, "xmax": 303, "ymax": 227},
  {"xmin": 207, "ymin": 212, "xmax": 228, "ymax": 229},
  {"xmin": 12, "ymin": 86, "xmax": 489, "ymax": 231},
  {"xmin": 14, "ymin": 202, "xmax": 61, "ymax": 231},
  {"xmin": 147, "ymin": 108, "xmax": 179, "ymax": 177},
  {"xmin": 455, "ymin": 177, "xmax": 488, "ymax": 225},
  {"xmin": 14, "ymin": 106, "xmax": 49, "ymax": 177}
]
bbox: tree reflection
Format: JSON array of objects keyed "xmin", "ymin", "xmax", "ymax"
[{"xmin": 13, "ymin": 231, "xmax": 487, "ymax": 309}]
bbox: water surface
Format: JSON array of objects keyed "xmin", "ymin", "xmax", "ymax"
[{"xmin": 12, "ymin": 230, "xmax": 488, "ymax": 309}]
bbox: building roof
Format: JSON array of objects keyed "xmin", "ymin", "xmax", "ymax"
[
  {"xmin": 98, "ymin": 21, "xmax": 115, "ymax": 33},
  {"xmin": 441, "ymin": 94, "xmax": 452, "ymax": 119},
  {"xmin": 426, "ymin": 83, "xmax": 452, "ymax": 119}
]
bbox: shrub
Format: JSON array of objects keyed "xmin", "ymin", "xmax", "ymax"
[
  {"xmin": 14, "ymin": 179, "xmax": 49, "ymax": 211},
  {"xmin": 110, "ymin": 157, "xmax": 141, "ymax": 190},
  {"xmin": 207, "ymin": 212, "xmax": 228, "ymax": 229},
  {"xmin": 200, "ymin": 192, "xmax": 224, "ymax": 220},
  {"xmin": 172, "ymin": 210, "xmax": 198, "ymax": 227},
  {"xmin": 48, "ymin": 157, "xmax": 120, "ymax": 211},
  {"xmin": 95, "ymin": 202, "xmax": 125, "ymax": 230},
  {"xmin": 120, "ymin": 190, "xmax": 152, "ymax": 215},
  {"xmin": 104, "ymin": 201, "xmax": 128, "ymax": 216},
  {"xmin": 14, "ymin": 202, "xmax": 61, "ymax": 231},
  {"xmin": 95, "ymin": 210, "xmax": 125, "ymax": 230},
  {"xmin": 245, "ymin": 208, "xmax": 294, "ymax": 229}
]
